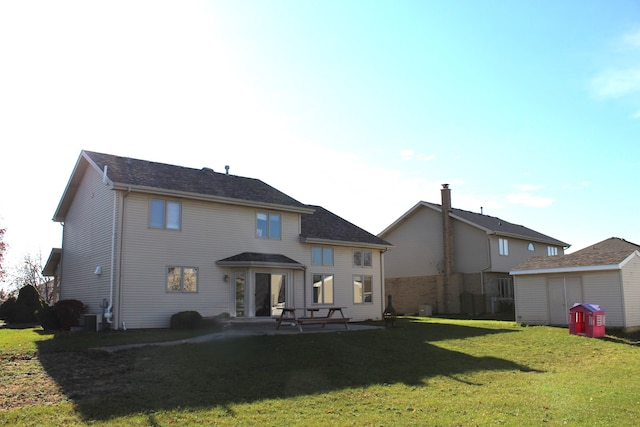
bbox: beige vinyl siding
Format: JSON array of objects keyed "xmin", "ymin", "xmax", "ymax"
[
  {"xmin": 582, "ymin": 271, "xmax": 624, "ymax": 327},
  {"xmin": 382, "ymin": 207, "xmax": 442, "ymax": 278},
  {"xmin": 118, "ymin": 195, "xmax": 304, "ymax": 328},
  {"xmin": 306, "ymin": 246, "xmax": 383, "ymax": 321},
  {"xmin": 514, "ymin": 275, "xmax": 550, "ymax": 325},
  {"xmin": 490, "ymin": 236, "xmax": 555, "ymax": 273},
  {"xmin": 453, "ymin": 222, "xmax": 487, "ymax": 273},
  {"xmin": 59, "ymin": 167, "xmax": 116, "ymax": 318},
  {"xmin": 116, "ymin": 194, "xmax": 387, "ymax": 328},
  {"xmin": 621, "ymin": 256, "xmax": 640, "ymax": 328}
]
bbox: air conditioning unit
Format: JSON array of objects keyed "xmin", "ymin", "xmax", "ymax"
[{"xmin": 418, "ymin": 305, "xmax": 432, "ymax": 317}]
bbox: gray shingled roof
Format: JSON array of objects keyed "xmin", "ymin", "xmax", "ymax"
[
  {"xmin": 423, "ymin": 202, "xmax": 569, "ymax": 247},
  {"xmin": 301, "ymin": 205, "xmax": 392, "ymax": 247},
  {"xmin": 57, "ymin": 150, "xmax": 389, "ymax": 248},
  {"xmin": 512, "ymin": 237, "xmax": 640, "ymax": 272},
  {"xmin": 216, "ymin": 252, "xmax": 303, "ymax": 267},
  {"xmin": 84, "ymin": 150, "xmax": 309, "ymax": 210}
]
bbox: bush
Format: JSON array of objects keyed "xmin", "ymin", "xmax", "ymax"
[
  {"xmin": 53, "ymin": 299, "xmax": 87, "ymax": 331},
  {"xmin": 170, "ymin": 310, "xmax": 203, "ymax": 330},
  {"xmin": 37, "ymin": 304, "xmax": 61, "ymax": 330},
  {"xmin": 0, "ymin": 285, "xmax": 46, "ymax": 324},
  {"xmin": 0, "ymin": 296, "xmax": 16, "ymax": 322}
]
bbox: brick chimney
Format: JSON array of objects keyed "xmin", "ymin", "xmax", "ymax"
[{"xmin": 441, "ymin": 184, "xmax": 454, "ymax": 284}]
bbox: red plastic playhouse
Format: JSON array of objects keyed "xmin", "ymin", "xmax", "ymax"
[{"xmin": 569, "ymin": 303, "xmax": 606, "ymax": 338}]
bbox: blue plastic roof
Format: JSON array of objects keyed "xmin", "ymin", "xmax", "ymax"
[{"xmin": 570, "ymin": 303, "xmax": 604, "ymax": 313}]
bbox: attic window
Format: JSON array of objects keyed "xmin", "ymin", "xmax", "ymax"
[
  {"xmin": 528, "ymin": 243, "xmax": 535, "ymax": 251},
  {"xmin": 547, "ymin": 246, "xmax": 559, "ymax": 256}
]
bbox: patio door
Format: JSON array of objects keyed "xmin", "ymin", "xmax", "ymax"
[{"xmin": 255, "ymin": 273, "xmax": 286, "ymax": 317}]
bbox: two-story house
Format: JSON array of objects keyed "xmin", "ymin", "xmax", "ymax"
[
  {"xmin": 378, "ymin": 184, "xmax": 569, "ymax": 316},
  {"xmin": 45, "ymin": 150, "xmax": 392, "ymax": 329}
]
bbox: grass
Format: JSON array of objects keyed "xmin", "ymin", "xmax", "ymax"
[{"xmin": 1, "ymin": 317, "xmax": 640, "ymax": 426}]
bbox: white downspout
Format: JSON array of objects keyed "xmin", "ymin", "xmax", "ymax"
[
  {"xmin": 105, "ymin": 185, "xmax": 117, "ymax": 324},
  {"xmin": 380, "ymin": 247, "xmax": 389, "ymax": 320}
]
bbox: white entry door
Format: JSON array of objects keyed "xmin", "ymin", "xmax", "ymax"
[{"xmin": 548, "ymin": 277, "xmax": 583, "ymax": 325}]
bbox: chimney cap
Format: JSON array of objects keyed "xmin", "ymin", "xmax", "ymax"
[{"xmin": 442, "ymin": 183, "xmax": 449, "ymax": 189}]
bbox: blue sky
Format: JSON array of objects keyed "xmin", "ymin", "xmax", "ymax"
[{"xmin": 1, "ymin": 1, "xmax": 639, "ymax": 281}]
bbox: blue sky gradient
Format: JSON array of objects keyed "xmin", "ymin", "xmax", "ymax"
[{"xmin": 0, "ymin": 1, "xmax": 638, "ymax": 281}]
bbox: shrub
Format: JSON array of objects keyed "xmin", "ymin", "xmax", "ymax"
[
  {"xmin": 170, "ymin": 310, "xmax": 203, "ymax": 330},
  {"xmin": 0, "ymin": 296, "xmax": 16, "ymax": 322},
  {"xmin": 37, "ymin": 304, "xmax": 61, "ymax": 330},
  {"xmin": 0, "ymin": 285, "xmax": 46, "ymax": 324},
  {"xmin": 53, "ymin": 299, "xmax": 87, "ymax": 331}
]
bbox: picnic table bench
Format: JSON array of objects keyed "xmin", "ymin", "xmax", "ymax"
[{"xmin": 276, "ymin": 307, "xmax": 350, "ymax": 332}]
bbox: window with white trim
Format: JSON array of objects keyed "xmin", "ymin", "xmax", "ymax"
[
  {"xmin": 312, "ymin": 274, "xmax": 334, "ymax": 304},
  {"xmin": 499, "ymin": 238, "xmax": 509, "ymax": 256},
  {"xmin": 353, "ymin": 250, "xmax": 372, "ymax": 267},
  {"xmin": 547, "ymin": 246, "xmax": 558, "ymax": 256},
  {"xmin": 256, "ymin": 213, "xmax": 281, "ymax": 239},
  {"xmin": 150, "ymin": 199, "xmax": 181, "ymax": 230},
  {"xmin": 167, "ymin": 266, "xmax": 198, "ymax": 292},
  {"xmin": 312, "ymin": 247, "xmax": 334, "ymax": 266},
  {"xmin": 353, "ymin": 275, "xmax": 373, "ymax": 304},
  {"xmin": 528, "ymin": 243, "xmax": 535, "ymax": 251}
]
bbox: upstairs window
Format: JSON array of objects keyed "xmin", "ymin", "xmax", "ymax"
[
  {"xmin": 528, "ymin": 243, "xmax": 535, "ymax": 251},
  {"xmin": 150, "ymin": 199, "xmax": 181, "ymax": 230},
  {"xmin": 256, "ymin": 213, "xmax": 281, "ymax": 239},
  {"xmin": 499, "ymin": 238, "xmax": 509, "ymax": 256},
  {"xmin": 547, "ymin": 246, "xmax": 559, "ymax": 256},
  {"xmin": 312, "ymin": 247, "xmax": 334, "ymax": 266},
  {"xmin": 353, "ymin": 250, "xmax": 373, "ymax": 267}
]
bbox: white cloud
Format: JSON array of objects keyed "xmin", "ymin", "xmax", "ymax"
[
  {"xmin": 399, "ymin": 149, "xmax": 435, "ymax": 162},
  {"xmin": 507, "ymin": 193, "xmax": 555, "ymax": 208},
  {"xmin": 622, "ymin": 29, "xmax": 640, "ymax": 49},
  {"xmin": 562, "ymin": 181, "xmax": 590, "ymax": 191},
  {"xmin": 513, "ymin": 184, "xmax": 543, "ymax": 192},
  {"xmin": 417, "ymin": 153, "xmax": 436, "ymax": 161},
  {"xmin": 400, "ymin": 149, "xmax": 415, "ymax": 160},
  {"xmin": 592, "ymin": 69, "xmax": 640, "ymax": 99}
]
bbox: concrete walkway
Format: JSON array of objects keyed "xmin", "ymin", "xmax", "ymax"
[{"xmin": 93, "ymin": 320, "xmax": 382, "ymax": 353}]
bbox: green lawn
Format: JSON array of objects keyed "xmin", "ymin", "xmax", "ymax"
[{"xmin": 1, "ymin": 317, "xmax": 639, "ymax": 426}]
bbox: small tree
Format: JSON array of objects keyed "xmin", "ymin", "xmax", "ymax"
[
  {"xmin": 8, "ymin": 285, "xmax": 46, "ymax": 324},
  {"xmin": 11, "ymin": 253, "xmax": 55, "ymax": 304},
  {"xmin": 0, "ymin": 227, "xmax": 7, "ymax": 284}
]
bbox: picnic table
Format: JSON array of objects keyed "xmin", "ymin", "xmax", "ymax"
[{"xmin": 275, "ymin": 307, "xmax": 350, "ymax": 332}]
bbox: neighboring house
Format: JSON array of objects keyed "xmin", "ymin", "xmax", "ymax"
[
  {"xmin": 379, "ymin": 184, "xmax": 569, "ymax": 316},
  {"xmin": 511, "ymin": 237, "xmax": 640, "ymax": 332},
  {"xmin": 43, "ymin": 150, "xmax": 392, "ymax": 329}
]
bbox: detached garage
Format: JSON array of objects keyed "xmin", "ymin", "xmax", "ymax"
[{"xmin": 511, "ymin": 238, "xmax": 640, "ymax": 332}]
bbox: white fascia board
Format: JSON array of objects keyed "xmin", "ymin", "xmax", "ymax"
[
  {"xmin": 301, "ymin": 237, "xmax": 394, "ymax": 251},
  {"xmin": 111, "ymin": 183, "xmax": 315, "ymax": 214},
  {"xmin": 378, "ymin": 201, "xmax": 425, "ymax": 237},
  {"xmin": 619, "ymin": 251, "xmax": 640, "ymax": 268},
  {"xmin": 510, "ymin": 264, "xmax": 622, "ymax": 276},
  {"xmin": 216, "ymin": 260, "xmax": 306, "ymax": 270}
]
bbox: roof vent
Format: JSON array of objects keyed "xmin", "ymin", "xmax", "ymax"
[
  {"xmin": 225, "ymin": 165, "xmax": 230, "ymax": 175},
  {"xmin": 202, "ymin": 167, "xmax": 214, "ymax": 173}
]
